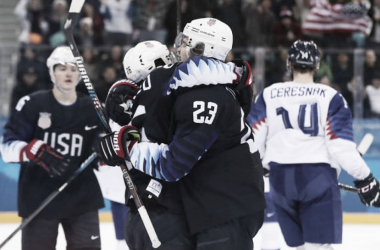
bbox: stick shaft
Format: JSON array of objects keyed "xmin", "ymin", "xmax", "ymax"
[
  {"xmin": 338, "ymin": 183, "xmax": 358, "ymax": 193},
  {"xmin": 64, "ymin": 11, "xmax": 138, "ymax": 204},
  {"xmin": 64, "ymin": 6, "xmax": 161, "ymax": 248},
  {"xmin": 0, "ymin": 153, "xmax": 97, "ymax": 249},
  {"xmin": 357, "ymin": 133, "xmax": 374, "ymax": 156},
  {"xmin": 338, "ymin": 133, "xmax": 374, "ymax": 194},
  {"xmin": 176, "ymin": 0, "xmax": 181, "ymax": 36}
]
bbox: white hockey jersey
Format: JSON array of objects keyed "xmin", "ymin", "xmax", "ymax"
[{"xmin": 248, "ymin": 81, "xmax": 370, "ymax": 180}]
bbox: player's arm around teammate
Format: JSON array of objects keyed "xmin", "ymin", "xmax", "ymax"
[{"xmin": 98, "ymin": 19, "xmax": 266, "ymax": 250}]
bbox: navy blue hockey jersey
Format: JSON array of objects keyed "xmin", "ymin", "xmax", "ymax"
[{"xmin": 0, "ymin": 90, "xmax": 104, "ymax": 219}]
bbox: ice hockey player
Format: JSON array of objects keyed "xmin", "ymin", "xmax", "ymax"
[
  {"xmin": 248, "ymin": 40, "xmax": 380, "ymax": 250},
  {"xmin": 102, "ymin": 40, "xmax": 193, "ymax": 250},
  {"xmin": 0, "ymin": 46, "xmax": 104, "ymax": 250},
  {"xmin": 98, "ymin": 18, "xmax": 266, "ymax": 250}
]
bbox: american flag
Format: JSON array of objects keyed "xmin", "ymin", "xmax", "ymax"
[{"xmin": 302, "ymin": 0, "xmax": 373, "ymax": 36}]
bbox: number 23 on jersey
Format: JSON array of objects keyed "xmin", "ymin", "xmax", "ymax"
[{"xmin": 193, "ymin": 101, "xmax": 218, "ymax": 124}]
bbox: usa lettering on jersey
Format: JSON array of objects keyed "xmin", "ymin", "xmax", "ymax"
[{"xmin": 43, "ymin": 132, "xmax": 83, "ymax": 157}]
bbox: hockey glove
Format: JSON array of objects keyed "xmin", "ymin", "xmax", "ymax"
[
  {"xmin": 24, "ymin": 139, "xmax": 70, "ymax": 178},
  {"xmin": 105, "ymin": 79, "xmax": 139, "ymax": 126},
  {"xmin": 231, "ymin": 59, "xmax": 254, "ymax": 117},
  {"xmin": 97, "ymin": 125, "xmax": 141, "ymax": 166},
  {"xmin": 354, "ymin": 173, "xmax": 380, "ymax": 207}
]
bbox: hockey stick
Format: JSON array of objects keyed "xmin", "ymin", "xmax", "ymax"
[
  {"xmin": 357, "ymin": 133, "xmax": 374, "ymax": 156},
  {"xmin": 0, "ymin": 152, "xmax": 98, "ymax": 249},
  {"xmin": 338, "ymin": 133, "xmax": 374, "ymax": 194},
  {"xmin": 338, "ymin": 183, "xmax": 358, "ymax": 193},
  {"xmin": 176, "ymin": 0, "xmax": 181, "ymax": 36},
  {"xmin": 64, "ymin": 1, "xmax": 161, "ymax": 248}
]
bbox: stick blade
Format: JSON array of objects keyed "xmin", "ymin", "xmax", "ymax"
[
  {"xmin": 68, "ymin": 0, "xmax": 85, "ymax": 13},
  {"xmin": 357, "ymin": 133, "xmax": 374, "ymax": 156}
]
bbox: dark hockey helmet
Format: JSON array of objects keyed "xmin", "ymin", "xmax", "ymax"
[{"xmin": 287, "ymin": 40, "xmax": 320, "ymax": 70}]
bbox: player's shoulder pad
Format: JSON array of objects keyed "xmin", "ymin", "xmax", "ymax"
[
  {"xmin": 165, "ymin": 56, "xmax": 237, "ymax": 96},
  {"xmin": 14, "ymin": 89, "xmax": 50, "ymax": 112},
  {"xmin": 314, "ymin": 82, "xmax": 339, "ymax": 93},
  {"xmin": 260, "ymin": 82, "xmax": 282, "ymax": 98},
  {"xmin": 29, "ymin": 89, "xmax": 51, "ymax": 99},
  {"xmin": 149, "ymin": 62, "xmax": 178, "ymax": 79}
]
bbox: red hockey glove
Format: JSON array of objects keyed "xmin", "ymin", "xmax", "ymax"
[
  {"xmin": 97, "ymin": 125, "xmax": 141, "ymax": 166},
  {"xmin": 231, "ymin": 59, "xmax": 254, "ymax": 117},
  {"xmin": 24, "ymin": 139, "xmax": 70, "ymax": 178},
  {"xmin": 354, "ymin": 173, "xmax": 380, "ymax": 207},
  {"xmin": 105, "ymin": 79, "xmax": 139, "ymax": 126}
]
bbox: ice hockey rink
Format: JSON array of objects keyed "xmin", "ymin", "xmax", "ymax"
[{"xmin": 0, "ymin": 220, "xmax": 379, "ymax": 250}]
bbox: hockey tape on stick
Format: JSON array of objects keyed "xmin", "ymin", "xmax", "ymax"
[
  {"xmin": 0, "ymin": 152, "xmax": 98, "ymax": 249},
  {"xmin": 357, "ymin": 133, "xmax": 374, "ymax": 156},
  {"xmin": 64, "ymin": 2, "xmax": 161, "ymax": 248},
  {"xmin": 338, "ymin": 183, "xmax": 358, "ymax": 193},
  {"xmin": 338, "ymin": 133, "xmax": 374, "ymax": 194}
]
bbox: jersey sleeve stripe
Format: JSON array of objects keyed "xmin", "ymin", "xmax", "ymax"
[{"xmin": 326, "ymin": 93, "xmax": 354, "ymax": 141}]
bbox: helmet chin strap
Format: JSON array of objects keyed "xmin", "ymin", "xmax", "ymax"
[
  {"xmin": 185, "ymin": 47, "xmax": 191, "ymax": 60},
  {"xmin": 54, "ymin": 82, "xmax": 72, "ymax": 94},
  {"xmin": 186, "ymin": 47, "xmax": 204, "ymax": 60},
  {"xmin": 187, "ymin": 42, "xmax": 205, "ymax": 58}
]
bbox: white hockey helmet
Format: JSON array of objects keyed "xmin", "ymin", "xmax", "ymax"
[
  {"xmin": 123, "ymin": 40, "xmax": 174, "ymax": 83},
  {"xmin": 46, "ymin": 46, "xmax": 79, "ymax": 85},
  {"xmin": 179, "ymin": 18, "xmax": 233, "ymax": 61}
]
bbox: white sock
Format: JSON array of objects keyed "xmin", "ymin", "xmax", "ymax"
[
  {"xmin": 297, "ymin": 242, "xmax": 334, "ymax": 250},
  {"xmin": 261, "ymin": 222, "xmax": 282, "ymax": 250},
  {"xmin": 296, "ymin": 245, "xmax": 306, "ymax": 250},
  {"xmin": 116, "ymin": 239, "xmax": 129, "ymax": 250}
]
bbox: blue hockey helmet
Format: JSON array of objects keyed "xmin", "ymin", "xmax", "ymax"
[{"xmin": 287, "ymin": 40, "xmax": 320, "ymax": 70}]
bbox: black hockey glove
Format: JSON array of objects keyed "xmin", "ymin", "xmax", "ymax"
[
  {"xmin": 354, "ymin": 173, "xmax": 380, "ymax": 207},
  {"xmin": 97, "ymin": 125, "xmax": 141, "ymax": 166},
  {"xmin": 24, "ymin": 139, "xmax": 70, "ymax": 178},
  {"xmin": 105, "ymin": 79, "xmax": 139, "ymax": 126},
  {"xmin": 231, "ymin": 59, "xmax": 254, "ymax": 117}
]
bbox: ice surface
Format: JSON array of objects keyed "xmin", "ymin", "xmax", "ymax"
[{"xmin": 0, "ymin": 222, "xmax": 379, "ymax": 250}]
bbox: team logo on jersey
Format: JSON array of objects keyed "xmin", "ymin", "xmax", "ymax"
[
  {"xmin": 38, "ymin": 112, "xmax": 52, "ymax": 129},
  {"xmin": 207, "ymin": 19, "xmax": 216, "ymax": 26}
]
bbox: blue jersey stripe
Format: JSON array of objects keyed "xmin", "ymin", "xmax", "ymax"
[{"xmin": 326, "ymin": 93, "xmax": 353, "ymax": 141}]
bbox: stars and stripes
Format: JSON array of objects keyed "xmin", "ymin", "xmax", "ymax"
[{"xmin": 302, "ymin": 0, "xmax": 373, "ymax": 36}]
